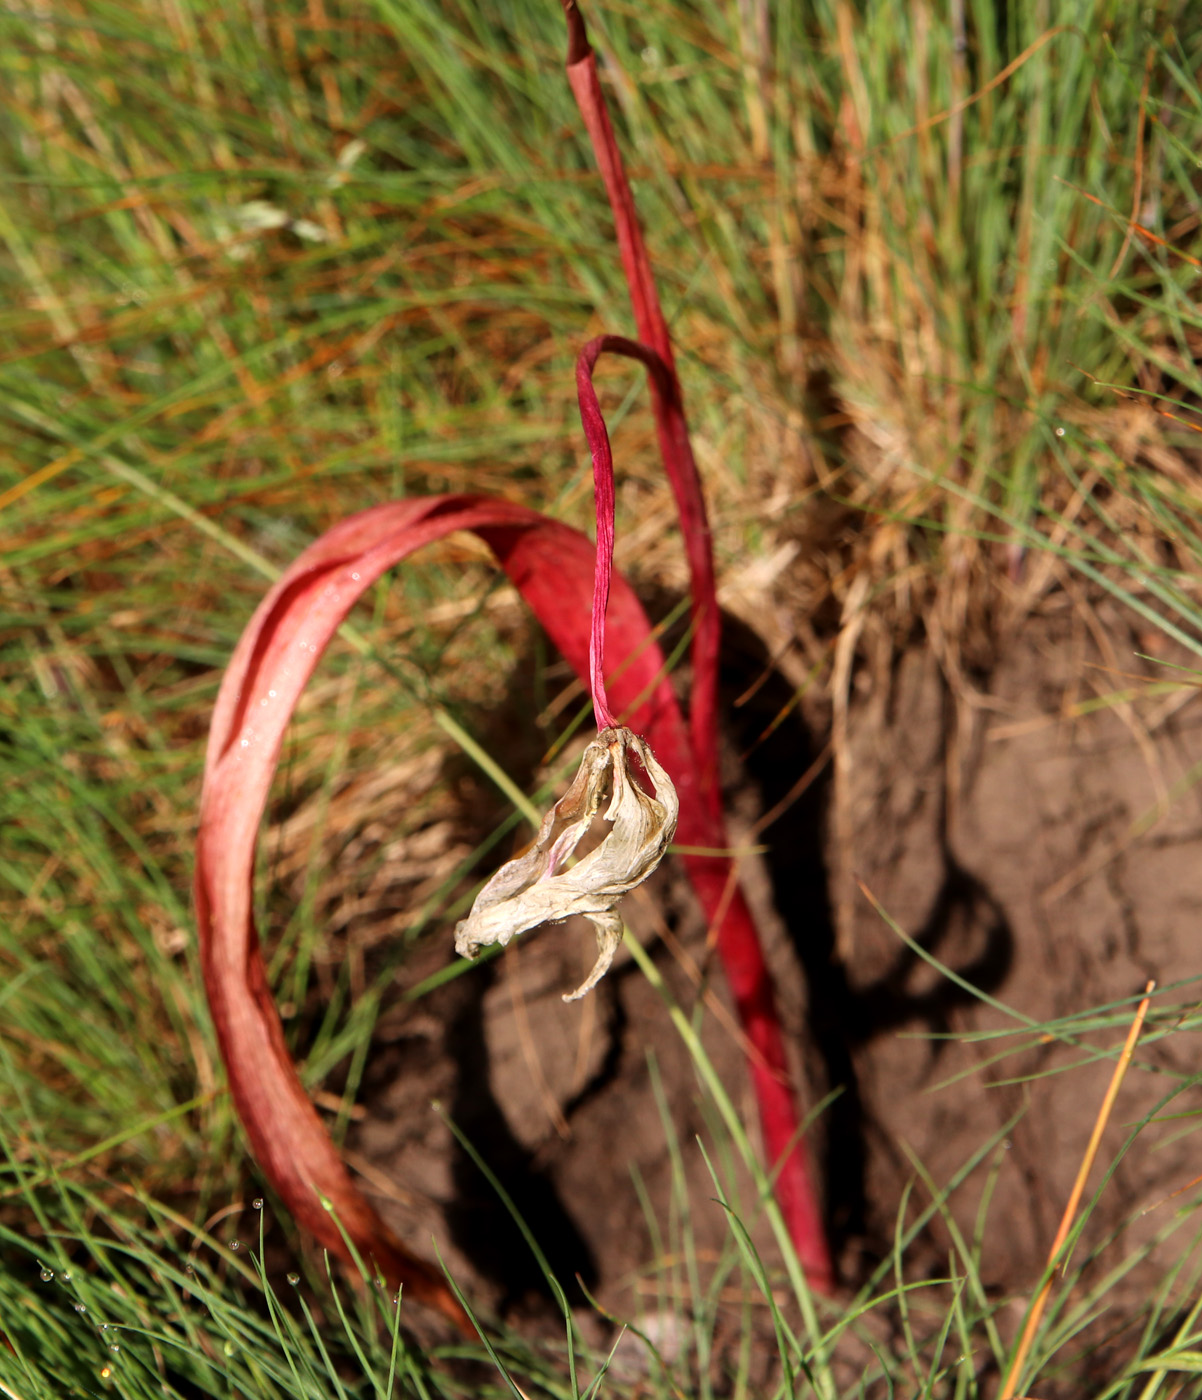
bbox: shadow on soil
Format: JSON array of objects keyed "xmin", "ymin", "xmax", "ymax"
[
  {"xmin": 411, "ymin": 603, "xmax": 1015, "ymax": 1300},
  {"xmin": 715, "ymin": 615, "xmax": 1014, "ymax": 1262},
  {"xmin": 442, "ymin": 963, "xmax": 600, "ymax": 1311}
]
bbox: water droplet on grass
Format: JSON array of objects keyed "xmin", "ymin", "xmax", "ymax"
[
  {"xmin": 40, "ymin": 1269, "xmax": 53, "ymax": 1282},
  {"xmin": 230, "ymin": 1240, "xmax": 240, "ymax": 1251},
  {"xmin": 1055, "ymin": 425, "xmax": 1066, "ymax": 437},
  {"xmin": 287, "ymin": 1272, "xmax": 300, "ymax": 1286},
  {"xmin": 252, "ymin": 1198, "xmax": 263, "ymax": 1210},
  {"xmin": 74, "ymin": 1303, "xmax": 87, "ymax": 1314},
  {"xmin": 109, "ymin": 1344, "xmax": 120, "ymax": 1354}
]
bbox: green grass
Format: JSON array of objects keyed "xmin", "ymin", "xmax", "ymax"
[
  {"xmin": 4, "ymin": 0, "xmax": 1202, "ymax": 1394},
  {"xmin": 5, "ymin": 952, "xmax": 1202, "ymax": 1397}
]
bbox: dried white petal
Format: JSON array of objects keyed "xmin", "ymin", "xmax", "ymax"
[{"xmin": 454, "ymin": 727, "xmax": 678, "ymax": 1001}]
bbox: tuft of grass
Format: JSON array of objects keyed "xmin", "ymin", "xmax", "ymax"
[
  {"xmin": 771, "ymin": 4, "xmax": 1202, "ymax": 674},
  {"xmin": 5, "ymin": 855, "xmax": 1202, "ymax": 1396}
]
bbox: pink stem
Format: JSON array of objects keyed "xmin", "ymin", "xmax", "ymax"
[
  {"xmin": 576, "ymin": 333, "xmax": 678, "ymax": 731},
  {"xmin": 577, "ymin": 347, "xmax": 616, "ymax": 730}
]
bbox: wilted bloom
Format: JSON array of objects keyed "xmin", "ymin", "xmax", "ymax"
[{"xmin": 454, "ymin": 726, "xmax": 678, "ymax": 1000}]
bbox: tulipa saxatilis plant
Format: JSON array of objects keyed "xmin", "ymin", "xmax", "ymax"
[{"xmin": 194, "ymin": 2, "xmax": 832, "ymax": 1329}]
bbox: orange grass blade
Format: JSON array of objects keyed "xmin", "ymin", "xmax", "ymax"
[{"xmin": 998, "ymin": 982, "xmax": 1155, "ymax": 1400}]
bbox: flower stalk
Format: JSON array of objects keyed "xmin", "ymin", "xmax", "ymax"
[{"xmin": 454, "ymin": 335, "xmax": 681, "ymax": 1000}]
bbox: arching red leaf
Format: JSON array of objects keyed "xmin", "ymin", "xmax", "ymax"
[{"xmin": 197, "ymin": 495, "xmax": 701, "ymax": 1323}]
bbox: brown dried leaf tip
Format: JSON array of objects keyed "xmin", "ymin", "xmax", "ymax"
[{"xmin": 455, "ymin": 727, "xmax": 679, "ymax": 1001}]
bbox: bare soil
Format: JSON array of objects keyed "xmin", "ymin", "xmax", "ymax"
[{"xmin": 341, "ymin": 588, "xmax": 1202, "ymax": 1366}]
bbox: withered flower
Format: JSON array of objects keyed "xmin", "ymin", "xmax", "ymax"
[{"xmin": 454, "ymin": 726, "xmax": 678, "ymax": 1000}]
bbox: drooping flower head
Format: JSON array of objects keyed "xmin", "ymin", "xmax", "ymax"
[{"xmin": 455, "ymin": 726, "xmax": 678, "ymax": 1000}]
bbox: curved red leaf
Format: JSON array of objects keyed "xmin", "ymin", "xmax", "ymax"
[
  {"xmin": 198, "ymin": 0, "xmax": 832, "ymax": 1317},
  {"xmin": 196, "ymin": 495, "xmax": 699, "ymax": 1322}
]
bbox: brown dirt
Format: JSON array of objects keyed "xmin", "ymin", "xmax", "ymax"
[
  {"xmin": 332, "ymin": 586, "xmax": 1202, "ymax": 1370},
  {"xmin": 831, "ymin": 594, "xmax": 1202, "ymax": 1300}
]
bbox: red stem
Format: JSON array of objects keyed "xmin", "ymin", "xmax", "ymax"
[
  {"xmin": 563, "ymin": 3, "xmax": 719, "ymax": 803},
  {"xmin": 562, "ymin": 1, "xmax": 834, "ymax": 1289}
]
